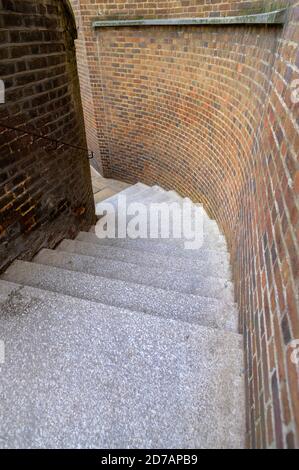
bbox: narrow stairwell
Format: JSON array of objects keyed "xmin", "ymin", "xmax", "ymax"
[
  {"xmin": 0, "ymin": 183, "xmax": 245, "ymax": 449},
  {"xmin": 91, "ymin": 166, "xmax": 130, "ymax": 203}
]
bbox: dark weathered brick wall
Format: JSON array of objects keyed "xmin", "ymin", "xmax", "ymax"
[
  {"xmin": 71, "ymin": 0, "xmax": 299, "ymax": 448},
  {"xmin": 0, "ymin": 0, "xmax": 96, "ymax": 272}
]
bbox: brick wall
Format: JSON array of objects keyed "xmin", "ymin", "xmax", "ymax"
[
  {"xmin": 72, "ymin": 0, "xmax": 299, "ymax": 448},
  {"xmin": 70, "ymin": 0, "xmax": 103, "ymax": 173},
  {"xmin": 92, "ymin": 0, "xmax": 288, "ymax": 19},
  {"xmin": 70, "ymin": 0, "xmax": 291, "ymax": 178},
  {"xmin": 0, "ymin": 0, "xmax": 96, "ymax": 272}
]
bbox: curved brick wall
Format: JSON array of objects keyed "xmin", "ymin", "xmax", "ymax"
[
  {"xmin": 92, "ymin": 0, "xmax": 287, "ymax": 19},
  {"xmin": 0, "ymin": 0, "xmax": 95, "ymax": 271},
  {"xmin": 71, "ymin": 0, "xmax": 298, "ymax": 448}
]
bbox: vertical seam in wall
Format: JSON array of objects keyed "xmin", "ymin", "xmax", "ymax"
[
  {"xmin": 95, "ymin": 31, "xmax": 114, "ymax": 175},
  {"xmin": 76, "ymin": 0, "xmax": 102, "ymax": 172}
]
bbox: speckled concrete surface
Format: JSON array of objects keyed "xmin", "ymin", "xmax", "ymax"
[
  {"xmin": 59, "ymin": 239, "xmax": 231, "ymax": 280},
  {"xmin": 1, "ymin": 261, "xmax": 237, "ymax": 332},
  {"xmin": 0, "ymin": 281, "xmax": 245, "ymax": 449},
  {"xmin": 88, "ymin": 227, "xmax": 227, "ymax": 251},
  {"xmin": 99, "ymin": 184, "xmax": 159, "ymax": 207},
  {"xmin": 90, "ymin": 166, "xmax": 130, "ymax": 203},
  {"xmin": 34, "ymin": 248, "xmax": 235, "ymax": 302},
  {"xmin": 96, "ymin": 186, "xmax": 223, "ymax": 237},
  {"xmin": 92, "ymin": 189, "xmax": 226, "ymax": 249},
  {"xmin": 0, "ymin": 184, "xmax": 246, "ymax": 448},
  {"xmin": 77, "ymin": 231, "xmax": 228, "ymax": 260}
]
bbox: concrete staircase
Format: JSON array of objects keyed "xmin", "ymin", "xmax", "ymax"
[
  {"xmin": 90, "ymin": 166, "xmax": 130, "ymax": 203},
  {"xmin": 0, "ymin": 183, "xmax": 245, "ymax": 449}
]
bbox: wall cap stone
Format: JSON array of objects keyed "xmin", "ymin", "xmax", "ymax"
[{"xmin": 93, "ymin": 9, "xmax": 287, "ymax": 28}]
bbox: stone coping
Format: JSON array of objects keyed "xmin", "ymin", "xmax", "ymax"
[{"xmin": 93, "ymin": 9, "xmax": 287, "ymax": 28}]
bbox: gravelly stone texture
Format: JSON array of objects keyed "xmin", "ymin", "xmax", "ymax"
[
  {"xmin": 59, "ymin": 238, "xmax": 231, "ymax": 279},
  {"xmin": 0, "ymin": 183, "xmax": 245, "ymax": 448},
  {"xmin": 1, "ymin": 260, "xmax": 237, "ymax": 332},
  {"xmin": 34, "ymin": 248, "xmax": 234, "ymax": 302},
  {"xmin": 77, "ymin": 230, "xmax": 228, "ymax": 258},
  {"xmin": 0, "ymin": 281, "xmax": 245, "ymax": 449},
  {"xmin": 95, "ymin": 186, "xmax": 224, "ymax": 241}
]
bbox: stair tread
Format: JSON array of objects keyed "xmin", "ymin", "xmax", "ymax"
[
  {"xmin": 34, "ymin": 248, "xmax": 234, "ymax": 302},
  {"xmin": 96, "ymin": 192, "xmax": 223, "ymax": 237},
  {"xmin": 58, "ymin": 239, "xmax": 232, "ymax": 280},
  {"xmin": 88, "ymin": 226, "xmax": 226, "ymax": 250},
  {"xmin": 94, "ymin": 187, "xmax": 118, "ymax": 203},
  {"xmin": 78, "ymin": 231, "xmax": 228, "ymax": 258},
  {"xmin": 0, "ymin": 181, "xmax": 244, "ymax": 448},
  {"xmin": 96, "ymin": 185, "xmax": 164, "ymax": 212},
  {"xmin": 96, "ymin": 182, "xmax": 151, "ymax": 206},
  {"xmin": 0, "ymin": 280, "xmax": 244, "ymax": 449},
  {"xmin": 2, "ymin": 260, "xmax": 238, "ymax": 332}
]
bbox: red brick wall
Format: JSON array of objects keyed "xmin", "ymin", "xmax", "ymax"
[
  {"xmin": 93, "ymin": 0, "xmax": 288, "ymax": 19},
  {"xmin": 242, "ymin": 2, "xmax": 298, "ymax": 448},
  {"xmin": 70, "ymin": 0, "xmax": 103, "ymax": 173},
  {"xmin": 72, "ymin": 0, "xmax": 299, "ymax": 448},
  {"xmin": 0, "ymin": 0, "xmax": 95, "ymax": 272},
  {"xmin": 70, "ymin": 0, "xmax": 291, "ymax": 177},
  {"xmin": 70, "ymin": 0, "xmax": 112, "ymax": 173}
]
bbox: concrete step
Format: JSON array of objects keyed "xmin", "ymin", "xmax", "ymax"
[
  {"xmin": 96, "ymin": 183, "xmax": 151, "ymax": 206},
  {"xmin": 134, "ymin": 189, "xmax": 219, "ymax": 233},
  {"xmin": 97, "ymin": 186, "xmax": 191, "ymax": 239},
  {"xmin": 1, "ymin": 261, "xmax": 237, "ymax": 332},
  {"xmin": 95, "ymin": 185, "xmax": 165, "ymax": 225},
  {"xmin": 92, "ymin": 178, "xmax": 129, "ymax": 193},
  {"xmin": 94, "ymin": 187, "xmax": 118, "ymax": 203},
  {"xmin": 92, "ymin": 171, "xmax": 131, "ymax": 199},
  {"xmin": 98, "ymin": 183, "xmax": 210, "ymax": 220},
  {"xmin": 108, "ymin": 187, "xmax": 170, "ymax": 209},
  {"xmin": 88, "ymin": 225, "xmax": 227, "ymax": 251},
  {"xmin": 78, "ymin": 231, "xmax": 229, "ymax": 260},
  {"xmin": 0, "ymin": 280, "xmax": 245, "ymax": 449},
  {"xmin": 66, "ymin": 237, "xmax": 231, "ymax": 280},
  {"xmin": 34, "ymin": 248, "xmax": 234, "ymax": 303},
  {"xmin": 98, "ymin": 188, "xmax": 224, "ymax": 240},
  {"xmin": 104, "ymin": 180, "xmax": 130, "ymax": 191}
]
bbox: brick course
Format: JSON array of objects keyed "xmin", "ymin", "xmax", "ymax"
[
  {"xmin": 89, "ymin": 0, "xmax": 288, "ymax": 19},
  {"xmin": 71, "ymin": 0, "xmax": 299, "ymax": 448},
  {"xmin": 0, "ymin": 0, "xmax": 95, "ymax": 272}
]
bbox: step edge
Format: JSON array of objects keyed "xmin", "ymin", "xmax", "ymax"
[
  {"xmin": 36, "ymin": 247, "xmax": 233, "ymax": 285},
  {"xmin": 0, "ymin": 279, "xmax": 242, "ymax": 339},
  {"xmin": 58, "ymin": 239, "xmax": 232, "ymax": 280},
  {"xmin": 34, "ymin": 248, "xmax": 236, "ymax": 302},
  {"xmin": 75, "ymin": 233, "xmax": 229, "ymax": 256},
  {"xmin": 2, "ymin": 259, "xmax": 236, "ymax": 311}
]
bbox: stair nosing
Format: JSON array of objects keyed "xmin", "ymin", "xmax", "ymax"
[
  {"xmin": 1, "ymin": 260, "xmax": 238, "ymax": 333},
  {"xmin": 76, "ymin": 232, "xmax": 229, "ymax": 257},
  {"xmin": 0, "ymin": 279, "xmax": 242, "ymax": 338},
  {"xmin": 6, "ymin": 259, "xmax": 231, "ymax": 307},
  {"xmin": 34, "ymin": 248, "xmax": 235, "ymax": 301},
  {"xmin": 58, "ymin": 238, "xmax": 232, "ymax": 281},
  {"xmin": 36, "ymin": 247, "xmax": 233, "ymax": 284}
]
